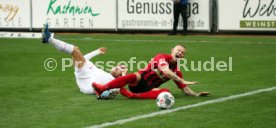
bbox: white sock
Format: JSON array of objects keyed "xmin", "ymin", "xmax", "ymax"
[
  {"xmin": 48, "ymin": 37, "xmax": 74, "ymax": 54},
  {"xmin": 84, "ymin": 49, "xmax": 100, "ymax": 60}
]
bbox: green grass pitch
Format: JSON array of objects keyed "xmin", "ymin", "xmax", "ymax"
[{"xmin": 0, "ymin": 34, "xmax": 276, "ymax": 128}]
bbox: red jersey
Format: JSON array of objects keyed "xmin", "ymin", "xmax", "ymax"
[{"xmin": 129, "ymin": 53, "xmax": 186, "ymax": 93}]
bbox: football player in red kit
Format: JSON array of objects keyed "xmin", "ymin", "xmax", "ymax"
[{"xmin": 93, "ymin": 45, "xmax": 210, "ymax": 99}]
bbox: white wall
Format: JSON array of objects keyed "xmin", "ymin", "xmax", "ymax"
[
  {"xmin": 218, "ymin": 0, "xmax": 276, "ymax": 31},
  {"xmin": 8, "ymin": 0, "xmax": 276, "ymax": 32}
]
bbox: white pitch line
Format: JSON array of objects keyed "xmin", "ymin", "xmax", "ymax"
[
  {"xmin": 59, "ymin": 37, "xmax": 276, "ymax": 45},
  {"xmin": 87, "ymin": 86, "xmax": 276, "ymax": 128}
]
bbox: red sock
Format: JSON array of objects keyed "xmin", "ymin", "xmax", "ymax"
[
  {"xmin": 135, "ymin": 89, "xmax": 170, "ymax": 99},
  {"xmin": 120, "ymin": 88, "xmax": 170, "ymax": 99},
  {"xmin": 106, "ymin": 74, "xmax": 137, "ymax": 89}
]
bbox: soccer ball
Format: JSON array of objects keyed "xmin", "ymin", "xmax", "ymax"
[{"xmin": 156, "ymin": 92, "xmax": 175, "ymax": 109}]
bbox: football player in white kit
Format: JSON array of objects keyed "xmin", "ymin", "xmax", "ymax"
[{"xmin": 41, "ymin": 23, "xmax": 124, "ymax": 99}]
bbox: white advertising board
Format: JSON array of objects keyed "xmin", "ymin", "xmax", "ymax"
[
  {"xmin": 218, "ymin": 0, "xmax": 276, "ymax": 31},
  {"xmin": 0, "ymin": 32, "xmax": 42, "ymax": 38},
  {"xmin": 32, "ymin": 0, "xmax": 117, "ymax": 29},
  {"xmin": 118, "ymin": 0, "xmax": 211, "ymax": 31},
  {"xmin": 0, "ymin": 0, "xmax": 31, "ymax": 28}
]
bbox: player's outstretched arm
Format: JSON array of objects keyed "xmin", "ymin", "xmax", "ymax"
[
  {"xmin": 159, "ymin": 65, "xmax": 183, "ymax": 82},
  {"xmin": 158, "ymin": 60, "xmax": 210, "ymax": 97},
  {"xmin": 161, "ymin": 65, "xmax": 198, "ymax": 85},
  {"xmin": 182, "ymin": 87, "xmax": 199, "ymax": 96},
  {"xmin": 84, "ymin": 47, "xmax": 106, "ymax": 61},
  {"xmin": 182, "ymin": 80, "xmax": 198, "ymax": 85}
]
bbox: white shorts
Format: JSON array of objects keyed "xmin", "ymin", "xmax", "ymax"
[
  {"xmin": 74, "ymin": 61, "xmax": 114, "ymax": 94},
  {"xmin": 75, "ymin": 77, "xmax": 95, "ymax": 94}
]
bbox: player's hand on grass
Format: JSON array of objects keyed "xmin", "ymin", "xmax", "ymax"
[
  {"xmin": 198, "ymin": 92, "xmax": 210, "ymax": 97},
  {"xmin": 99, "ymin": 47, "xmax": 107, "ymax": 54}
]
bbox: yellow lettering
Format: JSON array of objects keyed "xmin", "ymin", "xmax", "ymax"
[{"xmin": 0, "ymin": 4, "xmax": 20, "ymax": 22}]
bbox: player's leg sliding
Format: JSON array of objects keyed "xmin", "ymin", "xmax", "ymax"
[
  {"xmin": 119, "ymin": 88, "xmax": 135, "ymax": 98},
  {"xmin": 41, "ymin": 23, "xmax": 74, "ymax": 54},
  {"xmin": 120, "ymin": 88, "xmax": 170, "ymax": 99},
  {"xmin": 135, "ymin": 88, "xmax": 170, "ymax": 99},
  {"xmin": 92, "ymin": 74, "xmax": 137, "ymax": 95}
]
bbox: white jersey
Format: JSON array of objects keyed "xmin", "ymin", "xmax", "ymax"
[{"xmin": 74, "ymin": 61, "xmax": 114, "ymax": 94}]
